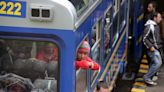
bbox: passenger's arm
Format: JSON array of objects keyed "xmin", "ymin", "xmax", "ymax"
[
  {"xmin": 76, "ymin": 60, "xmax": 90, "ymax": 70},
  {"xmin": 143, "ymin": 26, "xmax": 154, "ymax": 49},
  {"xmin": 86, "ymin": 57, "xmax": 100, "ymax": 70}
]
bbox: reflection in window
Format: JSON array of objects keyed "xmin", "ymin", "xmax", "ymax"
[
  {"xmin": 91, "ymin": 19, "xmax": 102, "ymax": 62},
  {"xmin": 114, "ymin": 0, "xmax": 119, "ymax": 15},
  {"xmin": 119, "ymin": 1, "xmax": 126, "ymax": 31},
  {"xmin": 104, "ymin": 7, "xmax": 112, "ymax": 29},
  {"xmin": 92, "ymin": 27, "xmax": 96, "ymax": 46},
  {"xmin": 104, "ymin": 27, "xmax": 111, "ymax": 62},
  {"xmin": 0, "ymin": 39, "xmax": 58, "ymax": 92},
  {"xmin": 91, "ymin": 19, "xmax": 102, "ymax": 84},
  {"xmin": 103, "ymin": 6, "xmax": 112, "ymax": 61},
  {"xmin": 112, "ymin": 13, "xmax": 119, "ymax": 46},
  {"xmin": 69, "ymin": 0, "xmax": 95, "ymax": 16}
]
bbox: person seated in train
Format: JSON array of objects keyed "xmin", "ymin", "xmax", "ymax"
[
  {"xmin": 96, "ymin": 81, "xmax": 109, "ymax": 92},
  {"xmin": 36, "ymin": 43, "xmax": 58, "ymax": 63},
  {"xmin": 6, "ymin": 40, "xmax": 33, "ymax": 60},
  {"xmin": 76, "ymin": 41, "xmax": 100, "ymax": 70},
  {"xmin": 0, "ymin": 39, "xmax": 8, "ymax": 57}
]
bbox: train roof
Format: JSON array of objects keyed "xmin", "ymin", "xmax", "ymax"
[{"xmin": 0, "ymin": 0, "xmax": 77, "ymax": 30}]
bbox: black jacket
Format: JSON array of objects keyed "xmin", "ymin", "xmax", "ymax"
[{"xmin": 143, "ymin": 20, "xmax": 163, "ymax": 50}]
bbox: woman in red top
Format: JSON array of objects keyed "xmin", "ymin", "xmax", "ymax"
[
  {"xmin": 76, "ymin": 41, "xmax": 100, "ymax": 70},
  {"xmin": 36, "ymin": 43, "xmax": 58, "ymax": 63}
]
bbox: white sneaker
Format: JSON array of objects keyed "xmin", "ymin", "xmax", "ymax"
[
  {"xmin": 145, "ymin": 79, "xmax": 157, "ymax": 86},
  {"xmin": 152, "ymin": 76, "xmax": 158, "ymax": 81}
]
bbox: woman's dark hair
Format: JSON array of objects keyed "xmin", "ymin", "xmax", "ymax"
[{"xmin": 96, "ymin": 81, "xmax": 109, "ymax": 91}]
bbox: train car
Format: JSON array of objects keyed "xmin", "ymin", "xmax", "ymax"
[
  {"xmin": 126, "ymin": 0, "xmax": 145, "ymax": 75},
  {"xmin": 0, "ymin": 0, "xmax": 135, "ymax": 92}
]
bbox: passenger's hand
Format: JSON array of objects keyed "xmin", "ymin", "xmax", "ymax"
[
  {"xmin": 150, "ymin": 47, "xmax": 155, "ymax": 52},
  {"xmin": 76, "ymin": 60, "xmax": 90, "ymax": 69},
  {"xmin": 89, "ymin": 62, "xmax": 94, "ymax": 68}
]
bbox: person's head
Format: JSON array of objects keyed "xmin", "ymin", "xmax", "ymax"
[
  {"xmin": 44, "ymin": 43, "xmax": 55, "ymax": 54},
  {"xmin": 147, "ymin": 1, "xmax": 157, "ymax": 13},
  {"xmin": 77, "ymin": 41, "xmax": 90, "ymax": 61},
  {"xmin": 96, "ymin": 81, "xmax": 109, "ymax": 92},
  {"xmin": 150, "ymin": 12, "xmax": 162, "ymax": 24}
]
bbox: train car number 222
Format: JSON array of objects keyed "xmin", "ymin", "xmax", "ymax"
[{"xmin": 0, "ymin": 0, "xmax": 26, "ymax": 18}]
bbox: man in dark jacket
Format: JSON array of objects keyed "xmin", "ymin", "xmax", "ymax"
[
  {"xmin": 143, "ymin": 12, "xmax": 163, "ymax": 85},
  {"xmin": 144, "ymin": 1, "xmax": 157, "ymax": 22}
]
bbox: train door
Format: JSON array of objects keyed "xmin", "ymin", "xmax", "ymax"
[
  {"xmin": 126, "ymin": 0, "xmax": 137, "ymax": 75},
  {"xmin": 126, "ymin": 0, "xmax": 145, "ymax": 75},
  {"xmin": 133, "ymin": 0, "xmax": 144, "ymax": 63},
  {"xmin": 75, "ymin": 17, "xmax": 103, "ymax": 91},
  {"xmin": 103, "ymin": 5, "xmax": 112, "ymax": 64},
  {"xmin": 90, "ymin": 18, "xmax": 102, "ymax": 89}
]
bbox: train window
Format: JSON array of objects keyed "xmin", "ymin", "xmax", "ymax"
[
  {"xmin": 112, "ymin": 13, "xmax": 119, "ymax": 47},
  {"xmin": 104, "ymin": 27, "xmax": 111, "ymax": 62},
  {"xmin": 119, "ymin": 0, "xmax": 126, "ymax": 31},
  {"xmin": 69, "ymin": 0, "xmax": 96, "ymax": 16},
  {"xmin": 91, "ymin": 18, "xmax": 102, "ymax": 63},
  {"xmin": 0, "ymin": 39, "xmax": 59, "ymax": 92},
  {"xmin": 104, "ymin": 6, "xmax": 112, "ymax": 29},
  {"xmin": 91, "ymin": 18, "xmax": 102, "ymax": 84},
  {"xmin": 103, "ymin": 6, "xmax": 112, "ymax": 62},
  {"xmin": 114, "ymin": 0, "xmax": 119, "ymax": 16}
]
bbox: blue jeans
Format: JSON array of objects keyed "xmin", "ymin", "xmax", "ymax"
[{"xmin": 143, "ymin": 49, "xmax": 162, "ymax": 80}]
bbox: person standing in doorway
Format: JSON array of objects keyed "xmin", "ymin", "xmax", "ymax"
[
  {"xmin": 144, "ymin": 1, "xmax": 157, "ymax": 22},
  {"xmin": 76, "ymin": 41, "xmax": 100, "ymax": 70}
]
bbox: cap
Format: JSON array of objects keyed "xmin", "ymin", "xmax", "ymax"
[{"xmin": 78, "ymin": 41, "xmax": 90, "ymax": 53}]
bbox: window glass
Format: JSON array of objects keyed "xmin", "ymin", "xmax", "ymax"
[
  {"xmin": 69, "ymin": 0, "xmax": 97, "ymax": 16},
  {"xmin": 104, "ymin": 27, "xmax": 111, "ymax": 62},
  {"xmin": 119, "ymin": 1, "xmax": 126, "ymax": 31},
  {"xmin": 104, "ymin": 6, "xmax": 112, "ymax": 62},
  {"xmin": 91, "ymin": 18, "xmax": 102, "ymax": 63},
  {"xmin": 104, "ymin": 6, "xmax": 112, "ymax": 29},
  {"xmin": 114, "ymin": 0, "xmax": 119, "ymax": 15},
  {"xmin": 91, "ymin": 19, "xmax": 102, "ymax": 84},
  {"xmin": 0, "ymin": 39, "xmax": 58, "ymax": 92},
  {"xmin": 112, "ymin": 13, "xmax": 119, "ymax": 46}
]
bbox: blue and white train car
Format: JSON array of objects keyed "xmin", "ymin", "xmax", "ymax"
[{"xmin": 0, "ymin": 0, "xmax": 131, "ymax": 92}]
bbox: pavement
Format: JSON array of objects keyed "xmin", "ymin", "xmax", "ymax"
[{"xmin": 146, "ymin": 66, "xmax": 164, "ymax": 92}]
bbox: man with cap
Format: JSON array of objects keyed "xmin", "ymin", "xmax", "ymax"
[{"xmin": 76, "ymin": 41, "xmax": 100, "ymax": 70}]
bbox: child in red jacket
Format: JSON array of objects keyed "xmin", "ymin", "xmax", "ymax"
[{"xmin": 76, "ymin": 41, "xmax": 100, "ymax": 70}]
